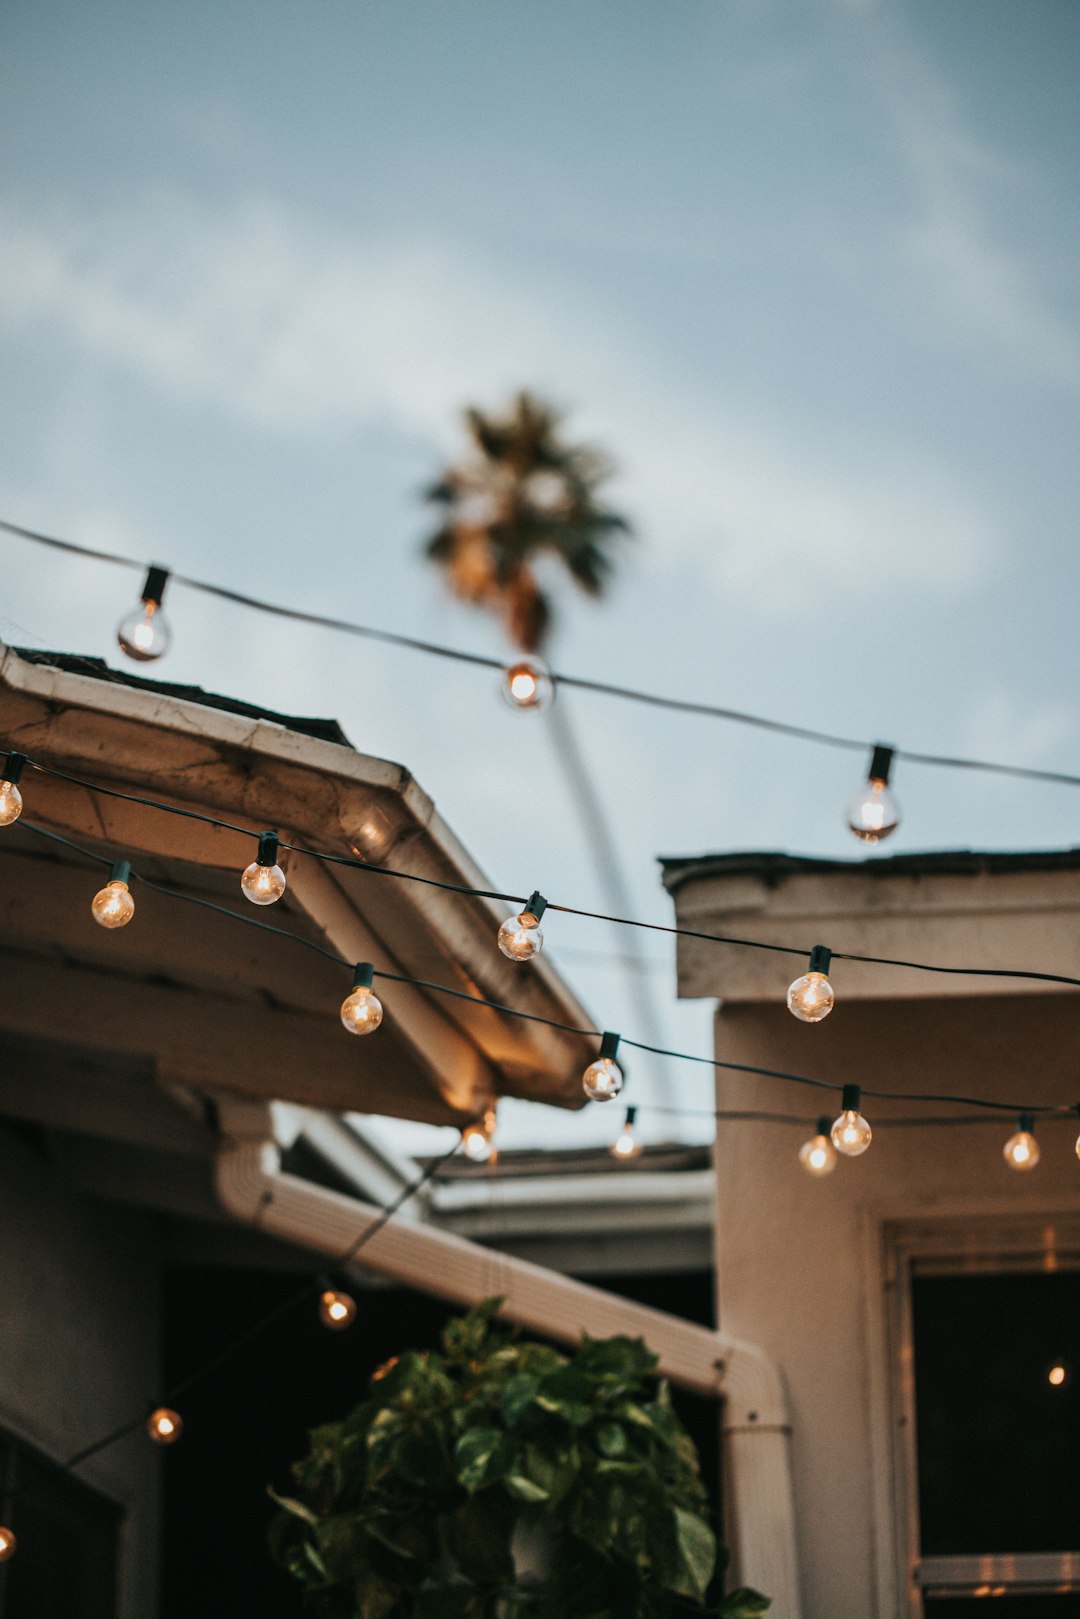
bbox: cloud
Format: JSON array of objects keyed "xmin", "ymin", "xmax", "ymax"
[{"xmin": 0, "ymin": 187, "xmax": 999, "ymax": 608}]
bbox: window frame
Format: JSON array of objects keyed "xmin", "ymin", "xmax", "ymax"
[{"xmin": 883, "ymin": 1212, "xmax": 1080, "ymax": 1613}]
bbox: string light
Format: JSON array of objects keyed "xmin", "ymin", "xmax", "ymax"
[
  {"xmin": 498, "ymin": 891, "xmax": 547, "ymax": 961},
  {"xmin": 318, "ymin": 1285, "xmax": 357, "ymax": 1331},
  {"xmin": 1004, "ymin": 1113, "xmax": 1040, "ymax": 1171},
  {"xmin": 339, "ymin": 962, "xmax": 383, "ymax": 1035},
  {"xmin": 831, "ymin": 1086, "xmax": 872, "ymax": 1157},
  {"xmin": 847, "ymin": 744, "xmax": 900, "ymax": 843},
  {"xmin": 0, "ymin": 751, "xmax": 25, "ymax": 827},
  {"xmin": 1048, "ymin": 1364, "xmax": 1067, "ymax": 1387},
  {"xmin": 787, "ymin": 946, "xmax": 835, "ymax": 1024},
  {"xmin": 240, "ymin": 831, "xmax": 286, "ymax": 906},
  {"xmin": 799, "ymin": 1117, "xmax": 838, "ymax": 1176},
  {"xmin": 117, "ymin": 566, "xmax": 172, "ymax": 663},
  {"xmin": 610, "ymin": 1104, "xmax": 643, "ymax": 1160},
  {"xmin": 0, "ymin": 1527, "xmax": 15, "ymax": 1563},
  {"xmin": 90, "ymin": 859, "xmax": 135, "ymax": 929},
  {"xmin": 583, "ymin": 1031, "xmax": 624, "ymax": 1102},
  {"xmin": 501, "ymin": 656, "xmax": 552, "ymax": 710},
  {"xmin": 461, "ymin": 1107, "xmax": 498, "ymax": 1162},
  {"xmin": 147, "ymin": 1408, "xmax": 183, "ymax": 1445}
]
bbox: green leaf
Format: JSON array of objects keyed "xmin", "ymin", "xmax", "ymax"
[
  {"xmin": 595, "ymin": 1423, "xmax": 629, "ymax": 1458},
  {"xmin": 266, "ymin": 1487, "xmax": 320, "ymax": 1527},
  {"xmin": 504, "ymin": 1474, "xmax": 550, "ymax": 1503},
  {"xmin": 455, "ymin": 1426, "xmax": 511, "ymax": 1492},
  {"xmin": 672, "ymin": 1507, "xmax": 716, "ymax": 1601},
  {"xmin": 501, "ymin": 1373, "xmax": 541, "ymax": 1427},
  {"xmin": 720, "ymin": 1589, "xmax": 771, "ymax": 1618}
]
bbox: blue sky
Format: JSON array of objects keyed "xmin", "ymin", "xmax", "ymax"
[{"xmin": 2, "ymin": 0, "xmax": 1079, "ymax": 1149}]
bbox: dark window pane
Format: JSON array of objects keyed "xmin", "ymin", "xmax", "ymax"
[{"xmin": 912, "ymin": 1272, "xmax": 1080, "ymax": 1556}]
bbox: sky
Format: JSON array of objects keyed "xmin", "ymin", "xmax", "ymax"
[{"xmin": 1, "ymin": 0, "xmax": 1079, "ymax": 1154}]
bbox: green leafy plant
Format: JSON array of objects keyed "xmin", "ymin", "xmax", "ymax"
[{"xmin": 271, "ymin": 1301, "xmax": 768, "ymax": 1619}]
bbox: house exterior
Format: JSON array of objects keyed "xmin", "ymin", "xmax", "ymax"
[
  {"xmin": 0, "ymin": 640, "xmax": 800, "ymax": 1618},
  {"xmin": 662, "ymin": 848, "xmax": 1080, "ymax": 1617}
]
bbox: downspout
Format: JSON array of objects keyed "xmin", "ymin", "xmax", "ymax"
[{"xmin": 215, "ymin": 1100, "xmax": 801, "ymax": 1617}]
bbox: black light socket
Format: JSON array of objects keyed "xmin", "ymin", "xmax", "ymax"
[
  {"xmin": 2, "ymin": 751, "xmax": 26, "ymax": 786},
  {"xmin": 868, "ymin": 744, "xmax": 895, "ymax": 785},
  {"xmin": 599, "ymin": 1031, "xmax": 621, "ymax": 1062},
  {"xmin": 840, "ymin": 1085, "xmax": 862, "ymax": 1115},
  {"xmin": 522, "ymin": 890, "xmax": 548, "ymax": 924},
  {"xmin": 256, "ymin": 831, "xmax": 280, "ymax": 867},
  {"xmin": 808, "ymin": 944, "xmax": 832, "ymax": 976},
  {"xmin": 351, "ymin": 962, "xmax": 375, "ymax": 991},
  {"xmin": 141, "ymin": 565, "xmax": 170, "ymax": 607}
]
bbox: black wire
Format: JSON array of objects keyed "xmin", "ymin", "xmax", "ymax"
[
  {"xmin": 5, "ymin": 513, "xmax": 1080, "ymax": 788},
  {"xmin": 31, "ymin": 1139, "xmax": 460, "ymax": 1482},
  {"xmin": 16, "ymin": 754, "xmax": 1080, "ymax": 992},
  {"xmin": 15, "ymin": 819, "xmax": 1080, "ymax": 1120}
]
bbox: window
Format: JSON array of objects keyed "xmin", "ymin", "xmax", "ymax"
[
  {"xmin": 0, "ymin": 1432, "xmax": 120, "ymax": 1619},
  {"xmin": 888, "ymin": 1218, "xmax": 1080, "ymax": 1613}
]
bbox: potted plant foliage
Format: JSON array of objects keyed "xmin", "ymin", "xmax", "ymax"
[{"xmin": 271, "ymin": 1300, "xmax": 768, "ymax": 1618}]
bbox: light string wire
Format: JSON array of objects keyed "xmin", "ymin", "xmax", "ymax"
[
  {"xmin": 14, "ymin": 751, "xmax": 1080, "ymax": 993},
  {"xmin": 15, "ymin": 818, "xmax": 1080, "ymax": 1121},
  {"xmin": 17, "ymin": 1136, "xmax": 463, "ymax": 1489},
  {"xmin": 5, "ymin": 513, "xmax": 1080, "ymax": 789}
]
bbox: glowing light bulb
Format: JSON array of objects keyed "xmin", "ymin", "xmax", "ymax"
[
  {"xmin": 118, "ymin": 566, "xmax": 172, "ymax": 662},
  {"xmin": 846, "ymin": 745, "xmax": 900, "ymax": 844},
  {"xmin": 584, "ymin": 1033, "xmax": 624, "ymax": 1102},
  {"xmin": 831, "ymin": 1086, "xmax": 872, "ymax": 1157},
  {"xmin": 241, "ymin": 832, "xmax": 286, "ymax": 905},
  {"xmin": 1004, "ymin": 1114, "xmax": 1040, "ymax": 1171},
  {"xmin": 147, "ymin": 1407, "xmax": 182, "ymax": 1445},
  {"xmin": 318, "ymin": 1288, "xmax": 357, "ymax": 1330},
  {"xmin": 0, "ymin": 1527, "xmax": 15, "ymax": 1563},
  {"xmin": 610, "ymin": 1106, "xmax": 643, "ymax": 1160},
  {"xmin": 461, "ymin": 1108, "xmax": 497, "ymax": 1162},
  {"xmin": 500, "ymin": 656, "xmax": 553, "ymax": 710},
  {"xmin": 498, "ymin": 891, "xmax": 547, "ymax": 961},
  {"xmin": 0, "ymin": 752, "xmax": 27, "ymax": 827},
  {"xmin": 340, "ymin": 963, "xmax": 383, "ymax": 1035},
  {"xmin": 1049, "ymin": 1364, "xmax": 1067, "ymax": 1387},
  {"xmin": 787, "ymin": 946, "xmax": 835, "ymax": 1023},
  {"xmin": 799, "ymin": 1118, "xmax": 838, "ymax": 1177},
  {"xmin": 91, "ymin": 861, "xmax": 135, "ymax": 929}
]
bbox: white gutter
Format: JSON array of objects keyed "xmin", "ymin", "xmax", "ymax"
[{"xmin": 215, "ymin": 1100, "xmax": 802, "ymax": 1616}]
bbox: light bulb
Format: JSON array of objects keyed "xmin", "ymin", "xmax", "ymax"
[
  {"xmin": 498, "ymin": 891, "xmax": 547, "ymax": 961},
  {"xmin": 610, "ymin": 1107, "xmax": 642, "ymax": 1160},
  {"xmin": 1004, "ymin": 1115, "xmax": 1040, "ymax": 1171},
  {"xmin": 241, "ymin": 832, "xmax": 286, "ymax": 905},
  {"xmin": 799, "ymin": 1119, "xmax": 838, "ymax": 1176},
  {"xmin": 787, "ymin": 946, "xmax": 835, "ymax": 1023},
  {"xmin": 831, "ymin": 1087, "xmax": 872, "ymax": 1156},
  {"xmin": 0, "ymin": 752, "xmax": 26, "ymax": 827},
  {"xmin": 500, "ymin": 656, "xmax": 553, "ymax": 710},
  {"xmin": 584, "ymin": 1034, "xmax": 624, "ymax": 1102},
  {"xmin": 0, "ymin": 1527, "xmax": 15, "ymax": 1563},
  {"xmin": 147, "ymin": 1407, "xmax": 183, "ymax": 1445},
  {"xmin": 1049, "ymin": 1364, "xmax": 1067, "ymax": 1387},
  {"xmin": 340, "ymin": 961, "xmax": 382, "ymax": 1036},
  {"xmin": 91, "ymin": 862, "xmax": 135, "ymax": 929},
  {"xmin": 846, "ymin": 744, "xmax": 900, "ymax": 844},
  {"xmin": 461, "ymin": 1108, "xmax": 497, "ymax": 1162},
  {"xmin": 318, "ymin": 1288, "xmax": 357, "ymax": 1330},
  {"xmin": 0, "ymin": 780, "xmax": 22, "ymax": 826},
  {"xmin": 118, "ymin": 601, "xmax": 171, "ymax": 662}
]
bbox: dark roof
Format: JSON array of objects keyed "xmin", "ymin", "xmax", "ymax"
[
  {"xmin": 426, "ymin": 1142, "xmax": 711, "ymax": 1181},
  {"xmin": 659, "ymin": 847, "xmax": 1080, "ymax": 895},
  {"xmin": 13, "ymin": 648, "xmax": 353, "ymax": 748}
]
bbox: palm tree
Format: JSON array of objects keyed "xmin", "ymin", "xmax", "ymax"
[
  {"xmin": 424, "ymin": 393, "xmax": 674, "ymax": 1110},
  {"xmin": 424, "ymin": 392, "xmax": 630, "ymax": 652}
]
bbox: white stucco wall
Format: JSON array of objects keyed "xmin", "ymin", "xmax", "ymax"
[
  {"xmin": 711, "ymin": 990, "xmax": 1080, "ymax": 1618},
  {"xmin": 0, "ymin": 1122, "xmax": 161, "ymax": 1618}
]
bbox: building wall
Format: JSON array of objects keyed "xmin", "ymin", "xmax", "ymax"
[
  {"xmin": 0, "ymin": 1122, "xmax": 161, "ymax": 1618},
  {"xmin": 710, "ymin": 990, "xmax": 1080, "ymax": 1619}
]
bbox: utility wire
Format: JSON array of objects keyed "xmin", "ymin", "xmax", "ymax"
[
  {"xmin": 16, "ymin": 819, "xmax": 1080, "ymax": 1120},
  {"xmin": 15, "ymin": 752, "xmax": 1080, "ymax": 993},
  {"xmin": 5, "ymin": 513, "xmax": 1080, "ymax": 788}
]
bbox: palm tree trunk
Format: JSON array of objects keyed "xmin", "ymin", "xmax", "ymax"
[{"xmin": 545, "ymin": 695, "xmax": 675, "ymax": 1111}]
